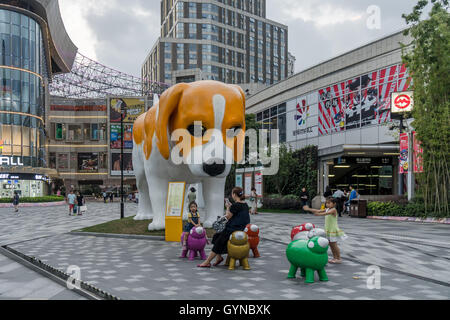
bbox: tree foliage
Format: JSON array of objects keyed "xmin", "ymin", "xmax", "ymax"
[
  {"xmin": 402, "ymin": 0, "xmax": 450, "ymax": 215},
  {"xmin": 264, "ymin": 145, "xmax": 318, "ymax": 199}
]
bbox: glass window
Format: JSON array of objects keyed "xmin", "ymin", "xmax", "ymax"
[{"xmin": 67, "ymin": 124, "xmax": 83, "ymax": 142}]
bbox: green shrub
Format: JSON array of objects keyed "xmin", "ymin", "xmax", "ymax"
[
  {"xmin": 367, "ymin": 199, "xmax": 445, "ymax": 218},
  {"xmin": 0, "ymin": 196, "xmax": 65, "ymax": 203}
]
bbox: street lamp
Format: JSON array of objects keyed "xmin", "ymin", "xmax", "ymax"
[{"xmin": 119, "ymin": 99, "xmax": 127, "ymax": 219}]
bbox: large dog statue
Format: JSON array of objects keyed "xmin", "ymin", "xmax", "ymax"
[{"xmin": 132, "ymin": 81, "xmax": 246, "ymax": 230}]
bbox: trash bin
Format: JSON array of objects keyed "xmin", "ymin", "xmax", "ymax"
[{"xmin": 350, "ymin": 200, "xmax": 367, "ymax": 218}]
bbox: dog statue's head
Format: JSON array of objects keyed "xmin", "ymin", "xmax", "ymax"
[{"xmin": 155, "ymin": 80, "xmax": 246, "ymax": 178}]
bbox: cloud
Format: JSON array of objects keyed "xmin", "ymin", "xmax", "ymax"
[{"xmin": 280, "ymin": 0, "xmax": 364, "ymax": 27}]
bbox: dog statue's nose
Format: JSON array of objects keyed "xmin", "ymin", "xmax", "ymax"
[{"xmin": 203, "ymin": 162, "xmax": 226, "ymax": 177}]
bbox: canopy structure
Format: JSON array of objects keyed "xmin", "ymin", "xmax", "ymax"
[{"xmin": 49, "ymin": 52, "xmax": 170, "ymax": 98}]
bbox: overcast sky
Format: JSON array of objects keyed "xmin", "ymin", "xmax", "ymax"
[{"xmin": 58, "ymin": 0, "xmax": 428, "ymax": 78}]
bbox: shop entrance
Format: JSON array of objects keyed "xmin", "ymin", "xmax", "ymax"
[{"xmin": 328, "ymin": 157, "xmax": 394, "ymax": 195}]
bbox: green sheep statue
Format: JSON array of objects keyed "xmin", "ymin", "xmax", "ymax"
[{"xmin": 285, "ymin": 236, "xmax": 330, "ymax": 283}]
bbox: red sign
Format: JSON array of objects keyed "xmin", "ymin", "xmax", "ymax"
[
  {"xmin": 413, "ymin": 131, "xmax": 423, "ymax": 173},
  {"xmin": 394, "ymin": 94, "xmax": 411, "ymax": 110},
  {"xmin": 399, "ymin": 133, "xmax": 409, "ymax": 174}
]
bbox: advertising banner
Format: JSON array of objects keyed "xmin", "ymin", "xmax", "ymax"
[
  {"xmin": 110, "ymin": 97, "xmax": 145, "ymax": 123},
  {"xmin": 165, "ymin": 182, "xmax": 186, "ymax": 217},
  {"xmin": 244, "ymin": 172, "xmax": 253, "ymax": 197},
  {"xmin": 413, "ymin": 131, "xmax": 423, "ymax": 173},
  {"xmin": 317, "ymin": 64, "xmax": 412, "ymax": 135},
  {"xmin": 110, "ymin": 124, "xmax": 133, "ymax": 149},
  {"xmin": 254, "ymin": 171, "xmax": 263, "ymax": 197},
  {"xmin": 399, "ymin": 133, "xmax": 409, "ymax": 174},
  {"xmin": 235, "ymin": 174, "xmax": 243, "ymax": 188},
  {"xmin": 78, "ymin": 153, "xmax": 98, "ymax": 172},
  {"xmin": 110, "ymin": 153, "xmax": 134, "ymax": 176}
]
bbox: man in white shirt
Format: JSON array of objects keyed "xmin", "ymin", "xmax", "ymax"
[{"xmin": 332, "ymin": 188, "xmax": 345, "ymax": 217}]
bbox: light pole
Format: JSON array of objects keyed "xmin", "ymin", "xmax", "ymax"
[{"xmin": 120, "ymin": 99, "xmax": 126, "ymax": 219}]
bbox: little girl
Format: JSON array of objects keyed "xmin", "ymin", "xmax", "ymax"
[
  {"xmin": 304, "ymin": 197, "xmax": 347, "ymax": 264},
  {"xmin": 182, "ymin": 201, "xmax": 201, "ymax": 250}
]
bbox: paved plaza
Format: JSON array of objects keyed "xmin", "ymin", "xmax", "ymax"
[{"xmin": 0, "ymin": 202, "xmax": 449, "ymax": 300}]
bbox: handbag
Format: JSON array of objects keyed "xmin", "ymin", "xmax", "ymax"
[
  {"xmin": 79, "ymin": 205, "xmax": 87, "ymax": 213},
  {"xmin": 212, "ymin": 216, "xmax": 228, "ymax": 233}
]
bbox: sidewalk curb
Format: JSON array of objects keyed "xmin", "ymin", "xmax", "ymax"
[
  {"xmin": 70, "ymin": 231, "xmax": 166, "ymax": 241},
  {"xmin": 0, "ymin": 201, "xmax": 66, "ymax": 208},
  {"xmin": 70, "ymin": 231, "xmax": 214, "ymax": 242},
  {"xmin": 367, "ymin": 216, "xmax": 450, "ymax": 224},
  {"xmin": 0, "ymin": 246, "xmax": 119, "ymax": 300}
]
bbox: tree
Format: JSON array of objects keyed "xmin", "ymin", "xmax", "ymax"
[
  {"xmin": 225, "ymin": 113, "xmax": 261, "ymax": 196},
  {"xmin": 402, "ymin": 0, "xmax": 450, "ymax": 215}
]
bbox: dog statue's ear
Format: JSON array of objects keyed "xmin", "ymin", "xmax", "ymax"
[{"xmin": 156, "ymin": 82, "xmax": 190, "ymax": 160}]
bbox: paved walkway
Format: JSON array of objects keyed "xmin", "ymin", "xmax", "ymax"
[
  {"xmin": 1, "ymin": 204, "xmax": 449, "ymax": 300},
  {"xmin": 0, "ymin": 202, "xmax": 136, "ymax": 300}
]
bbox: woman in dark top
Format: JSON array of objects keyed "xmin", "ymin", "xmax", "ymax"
[
  {"xmin": 198, "ymin": 187, "xmax": 250, "ymax": 268},
  {"xmin": 76, "ymin": 192, "xmax": 84, "ymax": 216}
]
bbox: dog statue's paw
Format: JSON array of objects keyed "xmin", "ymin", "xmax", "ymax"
[{"xmin": 148, "ymin": 221, "xmax": 165, "ymax": 231}]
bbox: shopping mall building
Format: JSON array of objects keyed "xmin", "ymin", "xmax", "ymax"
[
  {"xmin": 0, "ymin": 0, "xmax": 77, "ymax": 197},
  {"xmin": 246, "ymin": 30, "xmax": 413, "ymax": 199}
]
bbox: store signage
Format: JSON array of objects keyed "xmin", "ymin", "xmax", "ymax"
[
  {"xmin": 391, "ymin": 91, "xmax": 414, "ymax": 113},
  {"xmin": 0, "ymin": 173, "xmax": 50, "ymax": 181},
  {"xmin": 0, "ymin": 157, "xmax": 24, "ymax": 166},
  {"xmin": 399, "ymin": 133, "xmax": 409, "ymax": 173}
]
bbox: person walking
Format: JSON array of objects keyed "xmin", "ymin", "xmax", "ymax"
[
  {"xmin": 76, "ymin": 192, "xmax": 84, "ymax": 216},
  {"xmin": 102, "ymin": 191, "xmax": 107, "ymax": 203},
  {"xmin": 300, "ymin": 187, "xmax": 309, "ymax": 213},
  {"xmin": 12, "ymin": 191, "xmax": 20, "ymax": 213},
  {"xmin": 110, "ymin": 192, "xmax": 114, "ymax": 203},
  {"xmin": 332, "ymin": 187, "xmax": 345, "ymax": 217},
  {"xmin": 187, "ymin": 187, "xmax": 197, "ymax": 204},
  {"xmin": 67, "ymin": 190, "xmax": 76, "ymax": 216}
]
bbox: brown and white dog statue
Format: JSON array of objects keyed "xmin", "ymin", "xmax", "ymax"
[{"xmin": 132, "ymin": 81, "xmax": 246, "ymax": 230}]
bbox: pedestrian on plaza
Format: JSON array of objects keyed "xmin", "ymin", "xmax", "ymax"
[
  {"xmin": 76, "ymin": 192, "xmax": 84, "ymax": 216},
  {"xmin": 300, "ymin": 187, "xmax": 309, "ymax": 212},
  {"xmin": 135, "ymin": 192, "xmax": 139, "ymax": 204},
  {"xmin": 345, "ymin": 186, "xmax": 359, "ymax": 214},
  {"xmin": 248, "ymin": 188, "xmax": 258, "ymax": 215},
  {"xmin": 102, "ymin": 191, "xmax": 107, "ymax": 203},
  {"xmin": 110, "ymin": 193, "xmax": 114, "ymax": 203},
  {"xmin": 187, "ymin": 187, "xmax": 197, "ymax": 204},
  {"xmin": 67, "ymin": 190, "xmax": 76, "ymax": 216},
  {"xmin": 197, "ymin": 187, "xmax": 250, "ymax": 268},
  {"xmin": 12, "ymin": 191, "xmax": 20, "ymax": 213},
  {"xmin": 181, "ymin": 201, "xmax": 201, "ymax": 252},
  {"xmin": 332, "ymin": 187, "xmax": 345, "ymax": 217},
  {"xmin": 128, "ymin": 193, "xmax": 133, "ymax": 202},
  {"xmin": 303, "ymin": 197, "xmax": 347, "ymax": 264}
]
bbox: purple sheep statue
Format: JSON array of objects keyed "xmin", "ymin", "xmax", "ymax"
[{"xmin": 180, "ymin": 226, "xmax": 208, "ymax": 260}]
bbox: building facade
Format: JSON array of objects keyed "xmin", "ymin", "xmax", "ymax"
[
  {"xmin": 0, "ymin": 0, "xmax": 77, "ymax": 198},
  {"xmin": 142, "ymin": 0, "xmax": 289, "ymax": 89},
  {"xmin": 47, "ymin": 96, "xmax": 146, "ymax": 195},
  {"xmin": 246, "ymin": 30, "xmax": 413, "ymax": 198}
]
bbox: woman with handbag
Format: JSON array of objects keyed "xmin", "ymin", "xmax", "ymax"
[{"xmin": 198, "ymin": 187, "xmax": 250, "ymax": 268}]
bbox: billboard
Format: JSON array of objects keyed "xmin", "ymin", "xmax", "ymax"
[
  {"xmin": 109, "ymin": 97, "xmax": 145, "ymax": 123},
  {"xmin": 110, "ymin": 124, "xmax": 133, "ymax": 149},
  {"xmin": 78, "ymin": 153, "xmax": 98, "ymax": 172},
  {"xmin": 318, "ymin": 64, "xmax": 412, "ymax": 136},
  {"xmin": 399, "ymin": 133, "xmax": 409, "ymax": 174},
  {"xmin": 110, "ymin": 153, "xmax": 134, "ymax": 176}
]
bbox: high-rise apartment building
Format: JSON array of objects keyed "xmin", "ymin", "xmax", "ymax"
[{"xmin": 142, "ymin": 0, "xmax": 289, "ymax": 89}]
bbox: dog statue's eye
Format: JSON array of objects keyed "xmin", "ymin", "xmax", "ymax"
[
  {"xmin": 226, "ymin": 126, "xmax": 242, "ymax": 138},
  {"xmin": 187, "ymin": 124, "xmax": 207, "ymax": 137}
]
